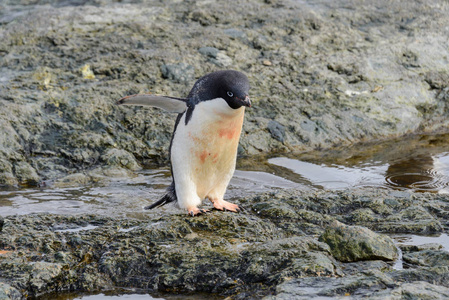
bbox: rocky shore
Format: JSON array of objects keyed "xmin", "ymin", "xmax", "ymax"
[
  {"xmin": 1, "ymin": 189, "xmax": 449, "ymax": 299},
  {"xmin": 0, "ymin": 0, "xmax": 449, "ymax": 186},
  {"xmin": 1, "ymin": 0, "xmax": 449, "ymax": 299}
]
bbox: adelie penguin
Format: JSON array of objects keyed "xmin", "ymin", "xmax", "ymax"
[{"xmin": 117, "ymin": 70, "xmax": 251, "ymax": 216}]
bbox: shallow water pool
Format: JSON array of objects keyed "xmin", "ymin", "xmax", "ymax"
[{"xmin": 1, "ymin": 133, "xmax": 449, "ymax": 218}]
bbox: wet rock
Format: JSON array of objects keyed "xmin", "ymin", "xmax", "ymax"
[
  {"xmin": 319, "ymin": 220, "xmax": 398, "ymax": 262},
  {"xmin": 53, "ymin": 173, "xmax": 90, "ymax": 188},
  {"xmin": 402, "ymin": 250, "xmax": 449, "ymax": 267},
  {"xmin": 100, "ymin": 149, "xmax": 140, "ymax": 171},
  {"xmin": 399, "ymin": 243, "xmax": 443, "ymax": 252},
  {"xmin": 265, "ymin": 272, "xmax": 449, "ymax": 299},
  {"xmin": 371, "ymin": 281, "xmax": 449, "ymax": 299},
  {"xmin": 13, "ymin": 161, "xmax": 40, "ymax": 185},
  {"xmin": 29, "ymin": 262, "xmax": 63, "ymax": 293},
  {"xmin": 263, "ymin": 271, "xmax": 394, "ymax": 300},
  {"xmin": 0, "ymin": 188, "xmax": 449, "ymax": 298},
  {"xmin": 0, "ymin": 171, "xmax": 17, "ymax": 187},
  {"xmin": 342, "ymin": 190, "xmax": 443, "ymax": 234}
]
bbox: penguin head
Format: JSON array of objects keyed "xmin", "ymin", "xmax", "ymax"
[{"xmin": 188, "ymin": 70, "xmax": 251, "ymax": 109}]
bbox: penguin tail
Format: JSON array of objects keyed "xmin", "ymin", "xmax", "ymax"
[{"xmin": 144, "ymin": 182, "xmax": 177, "ymax": 210}]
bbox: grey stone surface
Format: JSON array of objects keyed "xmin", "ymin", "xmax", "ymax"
[
  {"xmin": 0, "ymin": 0, "xmax": 448, "ymax": 186},
  {"xmin": 0, "ymin": 189, "xmax": 448, "ymax": 298}
]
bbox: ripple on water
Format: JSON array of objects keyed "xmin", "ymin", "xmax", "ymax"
[
  {"xmin": 266, "ymin": 134, "xmax": 449, "ymax": 194},
  {"xmin": 1, "ymin": 133, "xmax": 449, "ymax": 217}
]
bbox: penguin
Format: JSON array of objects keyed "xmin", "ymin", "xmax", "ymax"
[{"xmin": 116, "ymin": 70, "xmax": 251, "ymax": 216}]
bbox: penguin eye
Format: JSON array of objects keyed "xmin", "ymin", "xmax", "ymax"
[{"xmin": 227, "ymin": 91, "xmax": 234, "ymax": 98}]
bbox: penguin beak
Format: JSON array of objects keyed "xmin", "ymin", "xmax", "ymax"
[{"xmin": 242, "ymin": 95, "xmax": 251, "ymax": 108}]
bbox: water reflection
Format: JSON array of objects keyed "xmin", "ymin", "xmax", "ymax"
[
  {"xmin": 266, "ymin": 133, "xmax": 449, "ymax": 193},
  {"xmin": 0, "ymin": 168, "xmax": 306, "ymax": 218},
  {"xmin": 385, "ymin": 154, "xmax": 449, "ymax": 192},
  {"xmin": 391, "ymin": 233, "xmax": 449, "ymax": 270},
  {"xmin": 393, "ymin": 233, "xmax": 449, "ymax": 252},
  {"xmin": 1, "ymin": 133, "xmax": 449, "ymax": 217}
]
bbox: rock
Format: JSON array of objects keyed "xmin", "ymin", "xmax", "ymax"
[
  {"xmin": 265, "ymin": 277, "xmax": 449, "ymax": 300},
  {"xmin": 263, "ymin": 269, "xmax": 395, "ymax": 299},
  {"xmin": 223, "ymin": 28, "xmax": 246, "ymax": 39},
  {"xmin": 267, "ymin": 120, "xmax": 285, "ymax": 143},
  {"xmin": 13, "ymin": 161, "xmax": 40, "ymax": 185},
  {"xmin": 198, "ymin": 47, "xmax": 219, "ymax": 58},
  {"xmin": 0, "ymin": 0, "xmax": 449, "ymax": 185},
  {"xmin": 211, "ymin": 52, "xmax": 233, "ymax": 67},
  {"xmin": 198, "ymin": 47, "xmax": 232, "ymax": 66},
  {"xmin": 0, "ymin": 189, "xmax": 449, "ymax": 298},
  {"xmin": 371, "ymin": 281, "xmax": 449, "ymax": 300},
  {"xmin": 160, "ymin": 63, "xmax": 195, "ymax": 83},
  {"xmin": 53, "ymin": 173, "xmax": 90, "ymax": 188},
  {"xmin": 319, "ymin": 220, "xmax": 398, "ymax": 262},
  {"xmin": 29, "ymin": 262, "xmax": 63, "ymax": 293},
  {"xmin": 399, "ymin": 243, "xmax": 443, "ymax": 252},
  {"xmin": 0, "ymin": 172, "xmax": 17, "ymax": 187},
  {"xmin": 0, "ymin": 282, "xmax": 21, "ymax": 300},
  {"xmin": 100, "ymin": 149, "xmax": 140, "ymax": 171},
  {"xmin": 402, "ymin": 250, "xmax": 449, "ymax": 267},
  {"xmin": 262, "ymin": 60, "xmax": 272, "ymax": 66}
]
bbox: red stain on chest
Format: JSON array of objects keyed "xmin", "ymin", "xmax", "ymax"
[
  {"xmin": 198, "ymin": 151, "xmax": 219, "ymax": 164},
  {"xmin": 217, "ymin": 113, "xmax": 244, "ymax": 140},
  {"xmin": 194, "ymin": 110, "xmax": 244, "ymax": 165},
  {"xmin": 199, "ymin": 150, "xmax": 208, "ymax": 163},
  {"xmin": 218, "ymin": 127, "xmax": 239, "ymax": 139}
]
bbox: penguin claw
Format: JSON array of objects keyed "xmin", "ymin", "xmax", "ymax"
[
  {"xmin": 188, "ymin": 208, "xmax": 209, "ymax": 216},
  {"xmin": 212, "ymin": 199, "xmax": 241, "ymax": 213}
]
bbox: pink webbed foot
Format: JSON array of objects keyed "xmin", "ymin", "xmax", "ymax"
[
  {"xmin": 211, "ymin": 199, "xmax": 242, "ymax": 213},
  {"xmin": 187, "ymin": 207, "xmax": 209, "ymax": 217}
]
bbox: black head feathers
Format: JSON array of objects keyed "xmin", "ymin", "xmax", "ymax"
[{"xmin": 188, "ymin": 70, "xmax": 251, "ymax": 109}]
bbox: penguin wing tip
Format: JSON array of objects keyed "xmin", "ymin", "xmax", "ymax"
[{"xmin": 116, "ymin": 94, "xmax": 135, "ymax": 106}]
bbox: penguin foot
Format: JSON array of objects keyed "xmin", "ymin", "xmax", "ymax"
[
  {"xmin": 212, "ymin": 199, "xmax": 241, "ymax": 213},
  {"xmin": 187, "ymin": 207, "xmax": 209, "ymax": 216}
]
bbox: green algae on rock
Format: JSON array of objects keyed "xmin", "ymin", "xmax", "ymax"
[
  {"xmin": 0, "ymin": 189, "xmax": 448, "ymax": 298},
  {"xmin": 319, "ymin": 220, "xmax": 398, "ymax": 262}
]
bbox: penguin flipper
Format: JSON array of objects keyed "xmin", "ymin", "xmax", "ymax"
[{"xmin": 116, "ymin": 94, "xmax": 187, "ymax": 113}]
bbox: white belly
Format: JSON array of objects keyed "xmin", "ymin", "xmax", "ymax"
[{"xmin": 170, "ymin": 98, "xmax": 245, "ymax": 208}]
